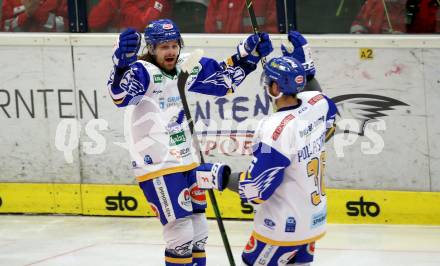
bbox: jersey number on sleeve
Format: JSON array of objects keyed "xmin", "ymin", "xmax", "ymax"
[{"xmin": 307, "ymin": 151, "xmax": 326, "ymax": 206}]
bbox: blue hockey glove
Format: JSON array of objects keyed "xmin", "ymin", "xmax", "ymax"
[
  {"xmin": 196, "ymin": 163, "xmax": 231, "ymax": 191},
  {"xmin": 237, "ymin": 32, "xmax": 273, "ymax": 65},
  {"xmin": 281, "ymin": 30, "xmax": 316, "ymax": 78},
  {"xmin": 112, "ymin": 28, "xmax": 141, "ymax": 68}
]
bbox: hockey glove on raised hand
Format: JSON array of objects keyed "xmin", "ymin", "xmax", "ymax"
[
  {"xmin": 281, "ymin": 30, "xmax": 316, "ymax": 78},
  {"xmin": 196, "ymin": 163, "xmax": 231, "ymax": 191},
  {"xmin": 237, "ymin": 32, "xmax": 273, "ymax": 65},
  {"xmin": 112, "ymin": 28, "xmax": 141, "ymax": 68}
]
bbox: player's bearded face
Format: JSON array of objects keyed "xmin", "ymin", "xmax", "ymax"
[{"xmin": 154, "ymin": 40, "xmax": 180, "ymax": 71}]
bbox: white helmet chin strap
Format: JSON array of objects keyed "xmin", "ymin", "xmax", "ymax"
[{"xmin": 265, "ymin": 86, "xmax": 283, "ymax": 100}]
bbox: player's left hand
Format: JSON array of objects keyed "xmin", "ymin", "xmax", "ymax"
[
  {"xmin": 196, "ymin": 163, "xmax": 231, "ymax": 191},
  {"xmin": 281, "ymin": 30, "xmax": 316, "ymax": 78},
  {"xmin": 237, "ymin": 32, "xmax": 273, "ymax": 65}
]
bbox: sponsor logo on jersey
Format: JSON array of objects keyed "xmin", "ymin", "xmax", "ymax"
[
  {"xmin": 153, "ymin": 74, "xmax": 163, "ymax": 83},
  {"xmin": 331, "ymin": 94, "xmax": 409, "ymax": 136},
  {"xmin": 152, "ymin": 89, "xmax": 163, "ymax": 94},
  {"xmin": 264, "ymin": 218, "xmax": 276, "ymax": 230},
  {"xmin": 154, "ymin": 178, "xmax": 174, "ymax": 220},
  {"xmin": 144, "ymin": 155, "xmax": 153, "ymax": 165},
  {"xmin": 105, "ymin": 191, "xmax": 138, "ymax": 211},
  {"xmin": 132, "ymin": 161, "xmax": 137, "ymax": 168},
  {"xmin": 244, "ymin": 235, "xmax": 257, "ymax": 253},
  {"xmin": 189, "ymin": 183, "xmax": 206, "ymax": 205},
  {"xmin": 298, "ymin": 116, "xmax": 325, "ymax": 137},
  {"xmin": 169, "ymin": 131, "xmax": 187, "ymax": 146},
  {"xmin": 278, "ymin": 250, "xmax": 297, "ymax": 265},
  {"xmin": 178, "ymin": 188, "xmax": 192, "ymax": 212},
  {"xmin": 346, "ymin": 196, "xmax": 380, "ymax": 217},
  {"xmin": 272, "ymin": 114, "xmax": 295, "ymax": 140},
  {"xmin": 285, "ymin": 216, "xmax": 296, "ymax": 232},
  {"xmin": 311, "ymin": 210, "xmax": 326, "ymax": 229},
  {"xmin": 308, "ymin": 94, "xmax": 324, "ymax": 105}
]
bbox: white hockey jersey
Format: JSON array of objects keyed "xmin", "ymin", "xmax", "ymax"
[
  {"xmin": 108, "ymin": 53, "xmax": 257, "ymax": 182},
  {"xmin": 239, "ymin": 91, "xmax": 337, "ymax": 246}
]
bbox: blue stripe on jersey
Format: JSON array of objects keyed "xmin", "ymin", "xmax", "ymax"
[
  {"xmin": 323, "ymin": 95, "xmax": 337, "ymax": 126},
  {"xmin": 240, "ymin": 142, "xmax": 291, "ymax": 202}
]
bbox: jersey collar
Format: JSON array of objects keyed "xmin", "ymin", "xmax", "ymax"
[{"xmin": 276, "ymin": 99, "xmax": 303, "ymax": 112}]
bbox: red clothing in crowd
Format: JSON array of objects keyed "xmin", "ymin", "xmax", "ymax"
[
  {"xmin": 88, "ymin": 0, "xmax": 171, "ymax": 32},
  {"xmin": 204, "ymin": 0, "xmax": 277, "ymax": 33},
  {"xmin": 351, "ymin": 0, "xmax": 439, "ymax": 33},
  {"xmin": 2, "ymin": 0, "xmax": 68, "ymax": 32}
]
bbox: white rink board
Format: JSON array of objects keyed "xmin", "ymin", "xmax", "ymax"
[{"xmin": 0, "ymin": 34, "xmax": 439, "ymax": 191}]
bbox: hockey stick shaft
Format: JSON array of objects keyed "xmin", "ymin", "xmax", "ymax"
[
  {"xmin": 245, "ymin": 0, "xmax": 267, "ymax": 66},
  {"xmin": 177, "ymin": 55, "xmax": 236, "ymax": 266}
]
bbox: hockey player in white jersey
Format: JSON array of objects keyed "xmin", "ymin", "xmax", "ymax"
[
  {"xmin": 107, "ymin": 19, "xmax": 273, "ymax": 266},
  {"xmin": 198, "ymin": 56, "xmax": 337, "ymax": 266}
]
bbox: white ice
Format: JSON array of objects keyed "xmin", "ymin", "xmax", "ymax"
[{"xmin": 0, "ymin": 215, "xmax": 439, "ymax": 266}]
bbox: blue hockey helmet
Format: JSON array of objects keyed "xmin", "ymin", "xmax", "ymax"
[
  {"xmin": 263, "ymin": 56, "xmax": 306, "ymax": 98},
  {"xmin": 144, "ymin": 19, "xmax": 183, "ymax": 50}
]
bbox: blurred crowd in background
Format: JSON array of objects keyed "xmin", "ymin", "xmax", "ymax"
[{"xmin": 0, "ymin": 0, "xmax": 439, "ymax": 33}]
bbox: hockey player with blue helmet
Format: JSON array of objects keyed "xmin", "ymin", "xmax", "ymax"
[
  {"xmin": 107, "ymin": 18, "xmax": 273, "ymax": 266},
  {"xmin": 197, "ymin": 56, "xmax": 338, "ymax": 266}
]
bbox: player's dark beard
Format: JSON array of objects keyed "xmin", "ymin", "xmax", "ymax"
[{"xmin": 139, "ymin": 52, "xmax": 178, "ymax": 76}]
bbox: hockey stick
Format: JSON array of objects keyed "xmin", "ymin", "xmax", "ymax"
[
  {"xmin": 177, "ymin": 49, "xmax": 236, "ymax": 266},
  {"xmin": 245, "ymin": 0, "xmax": 267, "ymax": 66}
]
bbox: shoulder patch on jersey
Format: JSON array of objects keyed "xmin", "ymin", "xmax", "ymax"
[
  {"xmin": 308, "ymin": 94, "xmax": 324, "ymax": 105},
  {"xmin": 272, "ymin": 114, "xmax": 295, "ymax": 141}
]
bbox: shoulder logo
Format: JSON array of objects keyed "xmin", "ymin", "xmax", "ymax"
[{"xmin": 272, "ymin": 114, "xmax": 295, "ymax": 140}]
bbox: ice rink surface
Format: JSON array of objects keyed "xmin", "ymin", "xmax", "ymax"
[{"xmin": 1, "ymin": 215, "xmax": 439, "ymax": 266}]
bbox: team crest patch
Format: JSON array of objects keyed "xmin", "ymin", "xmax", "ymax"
[
  {"xmin": 244, "ymin": 235, "xmax": 257, "ymax": 253},
  {"xmin": 295, "ymin": 75, "xmax": 304, "ymax": 84}
]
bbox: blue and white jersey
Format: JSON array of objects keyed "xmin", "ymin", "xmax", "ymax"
[
  {"xmin": 239, "ymin": 91, "xmax": 337, "ymax": 245},
  {"xmin": 107, "ymin": 53, "xmax": 257, "ymax": 182}
]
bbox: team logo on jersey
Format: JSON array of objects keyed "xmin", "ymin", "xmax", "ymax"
[
  {"xmin": 189, "ymin": 183, "xmax": 206, "ymax": 205},
  {"xmin": 244, "ymin": 235, "xmax": 257, "ymax": 253},
  {"xmin": 178, "ymin": 188, "xmax": 192, "ymax": 212},
  {"xmin": 331, "ymin": 94, "xmax": 409, "ymax": 136},
  {"xmin": 239, "ymin": 167, "xmax": 284, "ymax": 201}
]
